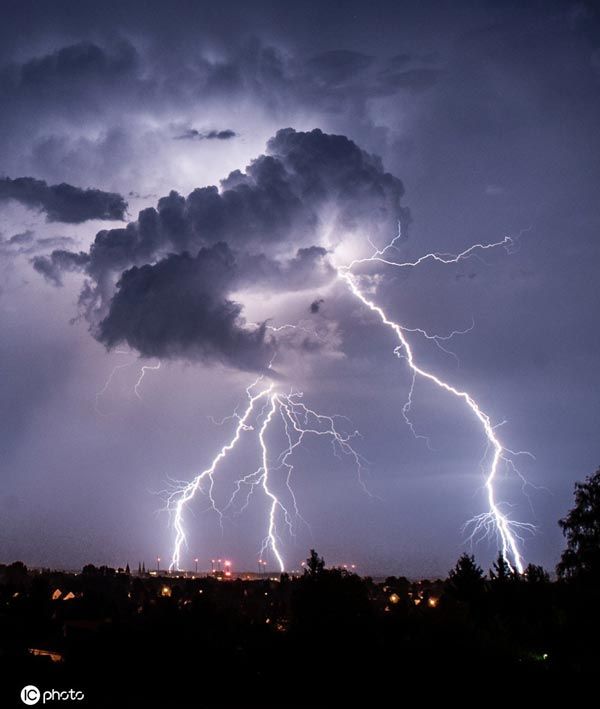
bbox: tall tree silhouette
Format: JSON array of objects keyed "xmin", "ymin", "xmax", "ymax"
[
  {"xmin": 558, "ymin": 467, "xmax": 600, "ymax": 583},
  {"xmin": 524, "ymin": 564, "xmax": 550, "ymax": 584},
  {"xmin": 446, "ymin": 553, "xmax": 485, "ymax": 604},
  {"xmin": 305, "ymin": 549, "xmax": 325, "ymax": 576},
  {"xmin": 489, "ymin": 551, "xmax": 512, "ymax": 583}
]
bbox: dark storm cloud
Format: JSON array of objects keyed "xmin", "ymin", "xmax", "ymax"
[
  {"xmin": 17, "ymin": 41, "xmax": 138, "ymax": 88},
  {"xmin": 0, "ymin": 40, "xmax": 140, "ymax": 114},
  {"xmin": 96, "ymin": 241, "xmax": 334, "ymax": 367},
  {"xmin": 0, "ymin": 26, "xmax": 442, "ymax": 190},
  {"xmin": 37, "ymin": 128, "xmax": 405, "ymax": 371},
  {"xmin": 0, "ymin": 177, "xmax": 127, "ymax": 223},
  {"xmin": 175, "ymin": 128, "xmax": 237, "ymax": 141},
  {"xmin": 43, "ymin": 127, "xmax": 404, "ymax": 285},
  {"xmin": 98, "ymin": 244, "xmax": 273, "ymax": 370},
  {"xmin": 32, "ymin": 250, "xmax": 90, "ymax": 287},
  {"xmin": 310, "ymin": 298, "xmax": 325, "ymax": 314}
]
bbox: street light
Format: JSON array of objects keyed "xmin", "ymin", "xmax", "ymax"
[
  {"xmin": 157, "ymin": 557, "xmax": 161, "ymax": 573},
  {"xmin": 194, "ymin": 557, "xmax": 199, "ymax": 574}
]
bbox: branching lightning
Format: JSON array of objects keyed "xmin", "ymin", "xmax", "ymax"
[
  {"xmin": 338, "ymin": 233, "xmax": 534, "ymax": 573},
  {"xmin": 166, "ymin": 375, "xmax": 367, "ymax": 573},
  {"xmin": 95, "ymin": 355, "xmax": 161, "ymax": 411},
  {"xmin": 166, "ymin": 230, "xmax": 534, "ymax": 575}
]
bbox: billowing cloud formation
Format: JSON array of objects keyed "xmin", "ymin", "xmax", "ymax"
[
  {"xmin": 99, "ymin": 244, "xmax": 273, "ymax": 369},
  {"xmin": 35, "ymin": 128, "xmax": 405, "ymax": 371},
  {"xmin": 0, "ymin": 176, "xmax": 127, "ymax": 223},
  {"xmin": 98, "ymin": 243, "xmax": 335, "ymax": 367}
]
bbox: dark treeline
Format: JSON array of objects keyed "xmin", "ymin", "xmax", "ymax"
[{"xmin": 2, "ymin": 468, "xmax": 600, "ymax": 706}]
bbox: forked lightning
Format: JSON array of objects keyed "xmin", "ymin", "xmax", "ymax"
[{"xmin": 167, "ymin": 232, "xmax": 533, "ymax": 573}]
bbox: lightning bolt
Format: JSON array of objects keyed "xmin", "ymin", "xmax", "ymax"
[
  {"xmin": 166, "ymin": 229, "xmax": 533, "ymax": 575},
  {"xmin": 257, "ymin": 396, "xmax": 285, "ymax": 571},
  {"xmin": 338, "ymin": 233, "xmax": 534, "ymax": 573},
  {"xmin": 167, "ymin": 377, "xmax": 273, "ymax": 572},
  {"xmin": 167, "ymin": 379, "xmax": 366, "ymax": 573},
  {"xmin": 134, "ymin": 361, "xmax": 161, "ymax": 400},
  {"xmin": 95, "ymin": 354, "xmax": 133, "ymax": 414},
  {"xmin": 95, "ymin": 354, "xmax": 162, "ymax": 411}
]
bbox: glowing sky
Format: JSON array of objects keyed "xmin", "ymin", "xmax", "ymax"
[{"xmin": 1, "ymin": 0, "xmax": 599, "ymax": 576}]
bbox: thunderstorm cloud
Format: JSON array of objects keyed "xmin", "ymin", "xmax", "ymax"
[
  {"xmin": 0, "ymin": 0, "xmax": 599, "ymax": 575},
  {"xmin": 36, "ymin": 128, "xmax": 406, "ymax": 372}
]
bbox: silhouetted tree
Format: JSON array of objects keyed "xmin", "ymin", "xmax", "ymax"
[
  {"xmin": 557, "ymin": 466, "xmax": 600, "ymax": 584},
  {"xmin": 490, "ymin": 552, "xmax": 511, "ymax": 583},
  {"xmin": 305, "ymin": 549, "xmax": 325, "ymax": 576},
  {"xmin": 446, "ymin": 553, "xmax": 485, "ymax": 604},
  {"xmin": 9, "ymin": 560, "xmax": 27, "ymax": 573},
  {"xmin": 385, "ymin": 575, "xmax": 410, "ymax": 599},
  {"xmin": 524, "ymin": 564, "xmax": 550, "ymax": 584},
  {"xmin": 5, "ymin": 561, "xmax": 28, "ymax": 586}
]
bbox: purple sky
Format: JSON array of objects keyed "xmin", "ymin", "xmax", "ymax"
[{"xmin": 1, "ymin": 0, "xmax": 599, "ymax": 577}]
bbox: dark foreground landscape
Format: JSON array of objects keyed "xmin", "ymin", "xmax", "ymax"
[{"xmin": 3, "ymin": 469, "xmax": 600, "ymax": 707}]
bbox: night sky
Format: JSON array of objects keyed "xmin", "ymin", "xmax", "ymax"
[{"xmin": 1, "ymin": 0, "xmax": 599, "ymax": 577}]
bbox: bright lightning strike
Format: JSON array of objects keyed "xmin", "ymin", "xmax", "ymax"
[
  {"xmin": 166, "ymin": 377, "xmax": 367, "ymax": 572},
  {"xmin": 166, "ymin": 230, "xmax": 533, "ymax": 575},
  {"xmin": 167, "ymin": 378, "xmax": 272, "ymax": 572},
  {"xmin": 338, "ymin": 233, "xmax": 535, "ymax": 573}
]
